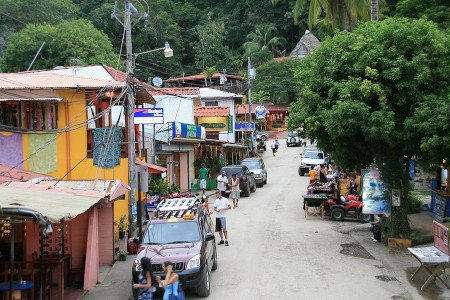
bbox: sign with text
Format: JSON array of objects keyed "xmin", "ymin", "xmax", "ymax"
[
  {"xmin": 255, "ymin": 105, "xmax": 267, "ymax": 119},
  {"xmin": 197, "ymin": 116, "xmax": 228, "ymax": 132},
  {"xmin": 134, "ymin": 108, "xmax": 164, "ymax": 124},
  {"xmin": 361, "ymin": 169, "xmax": 391, "ymax": 215},
  {"xmin": 171, "ymin": 122, "xmax": 205, "ymax": 140},
  {"xmin": 228, "ymin": 116, "xmax": 233, "ymax": 133},
  {"xmin": 234, "ymin": 121, "xmax": 255, "ymax": 132}
]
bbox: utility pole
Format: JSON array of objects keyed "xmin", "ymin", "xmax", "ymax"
[
  {"xmin": 124, "ymin": 1, "xmax": 137, "ymax": 236},
  {"xmin": 113, "ymin": 0, "xmax": 147, "ymax": 236},
  {"xmin": 247, "ymin": 57, "xmax": 254, "ymax": 154}
]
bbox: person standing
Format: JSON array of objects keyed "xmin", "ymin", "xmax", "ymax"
[
  {"xmin": 214, "ymin": 190, "xmax": 231, "ymax": 246},
  {"xmin": 199, "ymin": 163, "xmax": 209, "ymax": 194},
  {"xmin": 271, "ymin": 140, "xmax": 277, "ymax": 156},
  {"xmin": 156, "ymin": 261, "xmax": 181, "ymax": 300},
  {"xmin": 309, "ymin": 167, "xmax": 316, "ymax": 184},
  {"xmin": 319, "ymin": 164, "xmax": 327, "ymax": 183},
  {"xmin": 229, "ymin": 174, "xmax": 240, "ymax": 208},
  {"xmin": 216, "ymin": 171, "xmax": 228, "ymax": 197},
  {"xmin": 132, "ymin": 257, "xmax": 154, "ymax": 300}
]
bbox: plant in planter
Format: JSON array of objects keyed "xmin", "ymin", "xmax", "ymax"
[
  {"xmin": 117, "ymin": 250, "xmax": 128, "ymax": 261},
  {"xmin": 116, "ymin": 215, "xmax": 128, "ymax": 239}
]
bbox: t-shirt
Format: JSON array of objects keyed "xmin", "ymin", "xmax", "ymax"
[
  {"xmin": 216, "ymin": 175, "xmax": 228, "ymax": 191},
  {"xmin": 214, "ymin": 197, "xmax": 230, "ymax": 218},
  {"xmin": 199, "ymin": 167, "xmax": 209, "ymax": 180},
  {"xmin": 309, "ymin": 169, "xmax": 316, "ymax": 180}
]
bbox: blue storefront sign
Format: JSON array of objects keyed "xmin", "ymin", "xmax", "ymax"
[
  {"xmin": 134, "ymin": 108, "xmax": 164, "ymax": 124},
  {"xmin": 171, "ymin": 122, "xmax": 206, "ymax": 140},
  {"xmin": 234, "ymin": 121, "xmax": 255, "ymax": 132}
]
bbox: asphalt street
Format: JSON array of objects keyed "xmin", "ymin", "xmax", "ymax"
[
  {"xmin": 187, "ymin": 142, "xmax": 414, "ymax": 300},
  {"xmin": 85, "ymin": 140, "xmax": 448, "ymax": 300}
]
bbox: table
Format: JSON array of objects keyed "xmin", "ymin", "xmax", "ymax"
[
  {"xmin": 0, "ymin": 280, "xmax": 33, "ymax": 300},
  {"xmin": 302, "ymin": 194, "xmax": 328, "ymax": 219},
  {"xmin": 408, "ymin": 246, "xmax": 450, "ymax": 290}
]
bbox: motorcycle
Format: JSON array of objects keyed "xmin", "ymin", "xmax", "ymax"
[
  {"xmin": 256, "ymin": 140, "xmax": 266, "ymax": 152},
  {"xmin": 324, "ymin": 194, "xmax": 373, "ymax": 223}
]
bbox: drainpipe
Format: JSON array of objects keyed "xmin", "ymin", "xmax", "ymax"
[{"xmin": 65, "ymin": 102, "xmax": 72, "ymax": 179}]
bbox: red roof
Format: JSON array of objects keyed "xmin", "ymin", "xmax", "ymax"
[
  {"xmin": 103, "ymin": 65, "xmax": 154, "ymax": 90},
  {"xmin": 273, "ymin": 57, "xmax": 290, "ymax": 62},
  {"xmin": 136, "ymin": 160, "xmax": 167, "ymax": 174},
  {"xmin": 164, "ymin": 73, "xmax": 245, "ymax": 83},
  {"xmin": 0, "ymin": 165, "xmax": 54, "ymax": 184},
  {"xmin": 148, "ymin": 87, "xmax": 199, "ymax": 96},
  {"xmin": 194, "ymin": 106, "xmax": 230, "ymax": 117},
  {"xmin": 236, "ymin": 104, "xmax": 289, "ymax": 115}
]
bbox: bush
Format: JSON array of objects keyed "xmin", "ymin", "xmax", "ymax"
[
  {"xmin": 408, "ymin": 192, "xmax": 422, "ymax": 214},
  {"xmin": 272, "ymin": 123, "xmax": 282, "ymax": 128}
]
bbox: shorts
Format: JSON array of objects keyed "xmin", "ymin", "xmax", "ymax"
[
  {"xmin": 200, "ymin": 179, "xmax": 207, "ymax": 189},
  {"xmin": 215, "ymin": 217, "xmax": 227, "ymax": 232},
  {"xmin": 220, "ymin": 190, "xmax": 227, "ymax": 197},
  {"xmin": 230, "ymin": 190, "xmax": 240, "ymax": 199}
]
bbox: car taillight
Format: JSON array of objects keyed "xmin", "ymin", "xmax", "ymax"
[{"xmin": 242, "ymin": 176, "xmax": 247, "ymax": 181}]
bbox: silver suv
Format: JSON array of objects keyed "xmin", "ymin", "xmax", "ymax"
[{"xmin": 241, "ymin": 158, "xmax": 267, "ymax": 187}]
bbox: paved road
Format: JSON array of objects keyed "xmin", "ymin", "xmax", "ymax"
[{"xmin": 188, "ymin": 142, "xmax": 412, "ymax": 300}]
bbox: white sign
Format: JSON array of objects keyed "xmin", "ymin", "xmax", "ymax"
[{"xmin": 134, "ymin": 108, "xmax": 164, "ymax": 124}]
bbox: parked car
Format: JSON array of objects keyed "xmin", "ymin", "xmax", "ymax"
[
  {"xmin": 241, "ymin": 157, "xmax": 267, "ymax": 187},
  {"xmin": 220, "ymin": 165, "xmax": 256, "ymax": 197},
  {"xmin": 132, "ymin": 197, "xmax": 217, "ymax": 298},
  {"xmin": 298, "ymin": 150, "xmax": 328, "ymax": 176},
  {"xmin": 286, "ymin": 131, "xmax": 302, "ymax": 147},
  {"xmin": 256, "ymin": 131, "xmax": 269, "ymax": 141}
]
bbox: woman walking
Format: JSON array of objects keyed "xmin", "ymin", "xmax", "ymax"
[
  {"xmin": 156, "ymin": 261, "xmax": 181, "ymax": 300},
  {"xmin": 132, "ymin": 257, "xmax": 154, "ymax": 300}
]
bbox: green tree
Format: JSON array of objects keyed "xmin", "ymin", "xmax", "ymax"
[
  {"xmin": 192, "ymin": 13, "xmax": 229, "ymax": 70},
  {"xmin": 243, "ymin": 23, "xmax": 286, "ymax": 64},
  {"xmin": 289, "ymin": 18, "xmax": 449, "ymax": 238},
  {"xmin": 253, "ymin": 59, "xmax": 302, "ymax": 104},
  {"xmin": 0, "ymin": 20, "xmax": 117, "ymax": 72},
  {"xmin": 271, "ymin": 0, "xmax": 370, "ymax": 30},
  {"xmin": 395, "ymin": 0, "xmax": 450, "ymax": 28},
  {"xmin": 0, "ymin": 0, "xmax": 79, "ymax": 55}
]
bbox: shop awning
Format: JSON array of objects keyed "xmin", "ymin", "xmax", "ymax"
[
  {"xmin": 222, "ymin": 143, "xmax": 248, "ymax": 149},
  {"xmin": 0, "ymin": 180, "xmax": 130, "ymax": 222},
  {"xmin": 136, "ymin": 160, "xmax": 167, "ymax": 174}
]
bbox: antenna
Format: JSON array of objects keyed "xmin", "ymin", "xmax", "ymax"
[{"xmin": 27, "ymin": 42, "xmax": 45, "ymax": 71}]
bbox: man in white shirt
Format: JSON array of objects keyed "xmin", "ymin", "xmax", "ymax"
[
  {"xmin": 214, "ymin": 190, "xmax": 231, "ymax": 246},
  {"xmin": 216, "ymin": 171, "xmax": 228, "ymax": 197}
]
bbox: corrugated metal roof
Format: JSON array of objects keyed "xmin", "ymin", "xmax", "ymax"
[
  {"xmin": 199, "ymin": 88, "xmax": 242, "ymax": 99},
  {"xmin": 194, "ymin": 106, "xmax": 230, "ymax": 117},
  {"xmin": 0, "ymin": 165, "xmax": 54, "ymax": 184},
  {"xmin": 0, "ymin": 180, "xmax": 129, "ymax": 222},
  {"xmin": 0, "ymin": 72, "xmax": 125, "ymax": 90},
  {"xmin": 164, "ymin": 73, "xmax": 245, "ymax": 83},
  {"xmin": 148, "ymin": 87, "xmax": 199, "ymax": 96}
]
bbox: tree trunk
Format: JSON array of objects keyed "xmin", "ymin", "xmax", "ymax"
[{"xmin": 371, "ymin": 0, "xmax": 378, "ymax": 21}]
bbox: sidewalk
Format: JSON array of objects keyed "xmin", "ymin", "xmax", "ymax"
[
  {"xmin": 82, "ymin": 258, "xmax": 134, "ymax": 300},
  {"xmin": 340, "ymin": 211, "xmax": 450, "ymax": 299},
  {"xmin": 82, "ymin": 190, "xmax": 216, "ymax": 300}
]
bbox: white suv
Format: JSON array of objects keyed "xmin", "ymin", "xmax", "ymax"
[{"xmin": 286, "ymin": 131, "xmax": 302, "ymax": 147}]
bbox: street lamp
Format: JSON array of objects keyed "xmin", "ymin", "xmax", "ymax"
[{"xmin": 134, "ymin": 41, "xmax": 173, "ymax": 59}]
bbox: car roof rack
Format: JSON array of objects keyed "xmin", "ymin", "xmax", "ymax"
[{"xmin": 157, "ymin": 197, "xmax": 199, "ymax": 212}]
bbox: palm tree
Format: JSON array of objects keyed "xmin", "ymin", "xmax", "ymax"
[
  {"xmin": 243, "ymin": 23, "xmax": 286, "ymax": 64},
  {"xmin": 271, "ymin": 0, "xmax": 370, "ymax": 31}
]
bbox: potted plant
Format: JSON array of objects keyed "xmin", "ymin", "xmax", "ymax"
[
  {"xmin": 117, "ymin": 215, "xmax": 128, "ymax": 239},
  {"xmin": 117, "ymin": 250, "xmax": 128, "ymax": 261}
]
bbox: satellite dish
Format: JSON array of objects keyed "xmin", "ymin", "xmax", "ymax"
[{"xmin": 152, "ymin": 77, "xmax": 163, "ymax": 87}]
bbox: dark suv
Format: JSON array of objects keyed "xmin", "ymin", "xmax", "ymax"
[
  {"xmin": 220, "ymin": 165, "xmax": 256, "ymax": 197},
  {"xmin": 132, "ymin": 198, "xmax": 217, "ymax": 297}
]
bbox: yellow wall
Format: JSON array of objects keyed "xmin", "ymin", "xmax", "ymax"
[{"xmin": 14, "ymin": 90, "xmax": 130, "ymax": 224}]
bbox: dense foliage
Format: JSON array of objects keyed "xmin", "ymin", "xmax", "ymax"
[{"xmin": 289, "ymin": 18, "xmax": 449, "ymax": 237}]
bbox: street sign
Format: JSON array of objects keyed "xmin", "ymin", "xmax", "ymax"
[
  {"xmin": 255, "ymin": 105, "xmax": 267, "ymax": 119},
  {"xmin": 134, "ymin": 108, "xmax": 164, "ymax": 124},
  {"xmin": 234, "ymin": 121, "xmax": 255, "ymax": 132}
]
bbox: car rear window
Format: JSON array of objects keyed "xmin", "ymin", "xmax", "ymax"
[
  {"xmin": 222, "ymin": 168, "xmax": 243, "ymax": 177},
  {"xmin": 241, "ymin": 161, "xmax": 261, "ymax": 169},
  {"xmin": 144, "ymin": 221, "xmax": 200, "ymax": 244},
  {"xmin": 288, "ymin": 132, "xmax": 298, "ymax": 137},
  {"xmin": 304, "ymin": 151, "xmax": 324, "ymax": 159}
]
